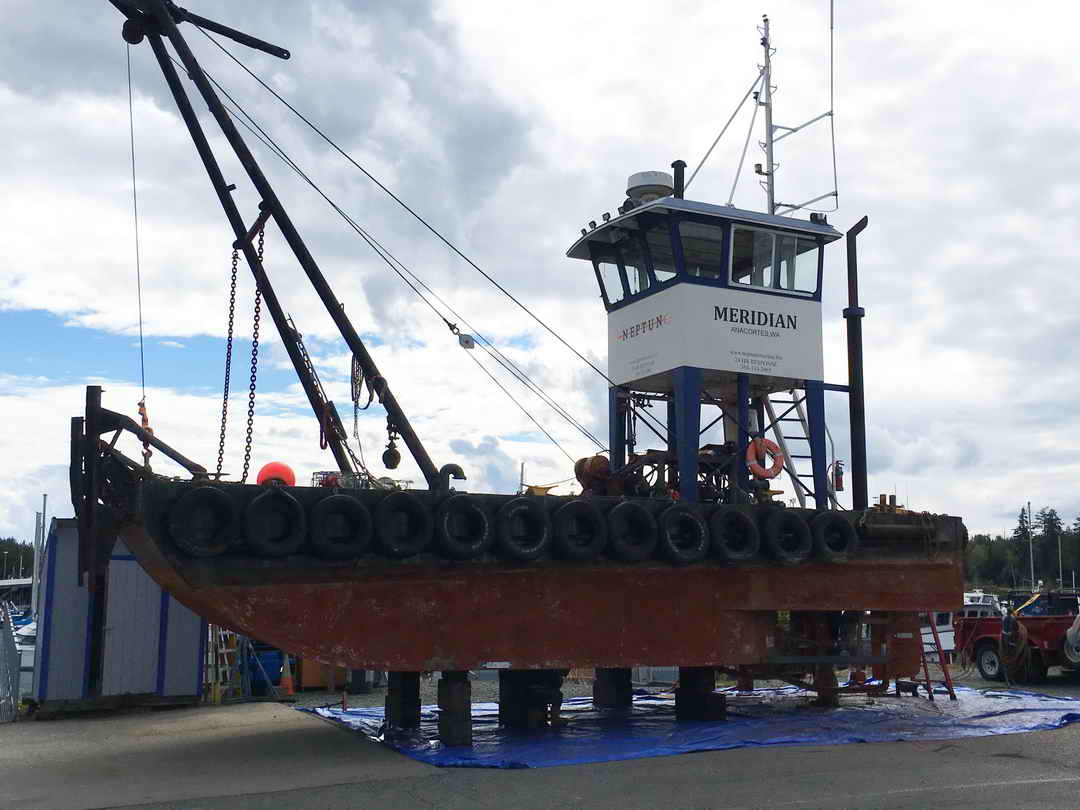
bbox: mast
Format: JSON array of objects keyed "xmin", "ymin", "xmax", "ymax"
[{"xmin": 760, "ymin": 14, "xmax": 776, "ymax": 215}]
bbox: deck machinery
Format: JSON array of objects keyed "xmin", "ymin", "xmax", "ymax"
[{"xmin": 73, "ymin": 1, "xmax": 966, "ymax": 743}]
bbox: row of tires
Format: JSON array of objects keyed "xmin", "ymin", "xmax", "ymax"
[{"xmin": 166, "ymin": 486, "xmax": 861, "ymax": 565}]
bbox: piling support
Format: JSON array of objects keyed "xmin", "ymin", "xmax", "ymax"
[
  {"xmin": 676, "ymin": 666, "xmax": 725, "ymax": 721},
  {"xmin": 593, "ymin": 667, "xmax": 633, "ymax": 709},
  {"xmin": 499, "ymin": 669, "xmax": 566, "ymax": 729},
  {"xmin": 437, "ymin": 670, "xmax": 472, "ymax": 746},
  {"xmin": 385, "ymin": 671, "xmax": 421, "ymax": 729}
]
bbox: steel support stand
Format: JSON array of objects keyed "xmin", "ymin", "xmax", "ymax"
[
  {"xmin": 804, "ymin": 380, "xmax": 829, "ymax": 510},
  {"xmin": 437, "ymin": 670, "xmax": 472, "ymax": 746},
  {"xmin": 736, "ymin": 373, "xmax": 751, "ymax": 492},
  {"xmin": 608, "ymin": 387, "xmax": 626, "ymax": 472},
  {"xmin": 673, "ymin": 366, "xmax": 703, "ymax": 502},
  {"xmin": 676, "ymin": 666, "xmax": 725, "ymax": 721},
  {"xmin": 385, "ymin": 671, "xmax": 421, "ymax": 729},
  {"xmin": 593, "ymin": 667, "xmax": 632, "ymax": 709}
]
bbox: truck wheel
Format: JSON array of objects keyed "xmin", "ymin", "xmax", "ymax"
[{"xmin": 975, "ymin": 643, "xmax": 1004, "ymax": 681}]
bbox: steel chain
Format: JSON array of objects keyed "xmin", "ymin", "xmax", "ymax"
[
  {"xmin": 215, "ymin": 248, "xmax": 239, "ymax": 478},
  {"xmin": 241, "ymin": 229, "xmax": 264, "ymax": 483}
]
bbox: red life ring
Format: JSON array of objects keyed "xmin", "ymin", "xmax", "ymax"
[{"xmin": 746, "ymin": 438, "xmax": 784, "ymax": 479}]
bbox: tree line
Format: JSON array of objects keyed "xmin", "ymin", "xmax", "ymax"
[
  {"xmin": 0, "ymin": 537, "xmax": 34, "ymax": 579},
  {"xmin": 966, "ymin": 507, "xmax": 1080, "ymax": 589}
]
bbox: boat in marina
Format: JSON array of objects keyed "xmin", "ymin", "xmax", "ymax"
[{"xmin": 71, "ymin": 2, "xmax": 967, "ymax": 740}]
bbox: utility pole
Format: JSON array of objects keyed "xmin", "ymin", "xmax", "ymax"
[
  {"xmin": 760, "ymin": 15, "xmax": 776, "ymax": 214},
  {"xmin": 1059, "ymin": 524, "xmax": 1064, "ymax": 589},
  {"xmin": 1027, "ymin": 500, "xmax": 1035, "ymax": 590}
]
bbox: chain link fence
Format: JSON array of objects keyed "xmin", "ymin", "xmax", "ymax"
[{"xmin": 0, "ymin": 603, "xmax": 20, "ymax": 722}]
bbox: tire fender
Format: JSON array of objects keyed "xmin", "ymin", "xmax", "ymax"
[
  {"xmin": 709, "ymin": 506, "xmax": 760, "ymax": 561},
  {"xmin": 495, "ymin": 497, "xmax": 551, "ymax": 561},
  {"xmin": 309, "ymin": 494, "xmax": 373, "ymax": 560},
  {"xmin": 761, "ymin": 508, "xmax": 812, "ymax": 565},
  {"xmin": 375, "ymin": 491, "xmax": 433, "ymax": 558},
  {"xmin": 658, "ymin": 504, "xmax": 709, "ymax": 564},
  {"xmin": 552, "ymin": 499, "xmax": 607, "ymax": 560},
  {"xmin": 245, "ymin": 486, "xmax": 307, "ymax": 557},
  {"xmin": 810, "ymin": 511, "xmax": 859, "ymax": 562},
  {"xmin": 607, "ymin": 500, "xmax": 659, "ymax": 562},
  {"xmin": 168, "ymin": 486, "xmax": 237, "ymax": 557},
  {"xmin": 435, "ymin": 494, "xmax": 492, "ymax": 560}
]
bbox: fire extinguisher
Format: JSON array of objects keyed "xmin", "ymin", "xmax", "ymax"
[{"xmin": 832, "ymin": 460, "xmax": 845, "ymax": 492}]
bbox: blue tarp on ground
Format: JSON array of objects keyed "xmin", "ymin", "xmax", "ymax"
[{"xmin": 301, "ymin": 684, "xmax": 1080, "ymax": 769}]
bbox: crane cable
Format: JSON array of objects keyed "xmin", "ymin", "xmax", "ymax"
[
  {"xmin": 127, "ymin": 43, "xmax": 152, "ymax": 467},
  {"xmin": 191, "ymin": 57, "xmax": 607, "ymax": 457},
  {"xmin": 194, "ymin": 26, "xmax": 668, "ymax": 441}
]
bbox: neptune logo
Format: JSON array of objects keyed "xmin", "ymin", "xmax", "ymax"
[{"xmin": 616, "ymin": 313, "xmax": 672, "ymax": 342}]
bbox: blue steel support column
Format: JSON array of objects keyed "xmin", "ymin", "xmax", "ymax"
[
  {"xmin": 805, "ymin": 380, "xmax": 829, "ymax": 510},
  {"xmin": 608, "ymin": 387, "xmax": 626, "ymax": 471},
  {"xmin": 673, "ymin": 366, "xmax": 703, "ymax": 502},
  {"xmin": 736, "ymin": 373, "xmax": 750, "ymax": 492}
]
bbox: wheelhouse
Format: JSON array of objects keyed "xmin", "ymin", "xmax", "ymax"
[{"xmin": 567, "ymin": 197, "xmax": 841, "ymax": 312}]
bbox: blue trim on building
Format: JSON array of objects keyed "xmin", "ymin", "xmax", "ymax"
[
  {"xmin": 195, "ymin": 619, "xmax": 208, "ymax": 698},
  {"xmin": 155, "ymin": 592, "xmax": 170, "ymax": 695},
  {"xmin": 36, "ymin": 529, "xmax": 58, "ymax": 703},
  {"xmin": 820, "ymin": 382, "xmax": 850, "ymax": 393}
]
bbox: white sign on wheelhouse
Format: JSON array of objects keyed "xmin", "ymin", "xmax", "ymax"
[{"xmin": 607, "ymin": 284, "xmax": 824, "ymax": 390}]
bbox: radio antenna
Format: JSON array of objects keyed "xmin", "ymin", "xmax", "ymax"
[{"xmin": 756, "ymin": 5, "xmax": 840, "ymax": 216}]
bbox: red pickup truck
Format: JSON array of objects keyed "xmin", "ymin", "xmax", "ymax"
[{"xmin": 954, "ymin": 591, "xmax": 1080, "ymax": 683}]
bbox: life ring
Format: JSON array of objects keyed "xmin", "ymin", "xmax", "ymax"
[{"xmin": 746, "ymin": 438, "xmax": 784, "ymax": 479}]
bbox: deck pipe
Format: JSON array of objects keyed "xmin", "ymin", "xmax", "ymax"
[
  {"xmin": 844, "ymin": 216, "xmax": 870, "ymax": 511},
  {"xmin": 672, "ymin": 160, "xmax": 687, "ymax": 198}
]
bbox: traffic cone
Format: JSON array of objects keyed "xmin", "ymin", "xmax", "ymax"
[{"xmin": 279, "ymin": 654, "xmax": 295, "ymax": 696}]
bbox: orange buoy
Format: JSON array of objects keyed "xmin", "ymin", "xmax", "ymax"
[
  {"xmin": 257, "ymin": 461, "xmax": 296, "ymax": 486},
  {"xmin": 746, "ymin": 438, "xmax": 784, "ymax": 480}
]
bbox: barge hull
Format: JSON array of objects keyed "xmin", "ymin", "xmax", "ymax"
[{"xmin": 122, "ymin": 524, "xmax": 960, "ymax": 671}]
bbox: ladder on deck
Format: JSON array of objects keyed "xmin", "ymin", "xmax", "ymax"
[
  {"xmin": 912, "ymin": 618, "xmax": 957, "ymax": 702},
  {"xmin": 764, "ymin": 391, "xmax": 817, "ymax": 508}
]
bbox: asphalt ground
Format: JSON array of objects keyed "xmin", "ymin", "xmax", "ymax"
[{"xmin": 7, "ymin": 668, "xmax": 1080, "ymax": 810}]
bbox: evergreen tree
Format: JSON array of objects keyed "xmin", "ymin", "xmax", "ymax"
[
  {"xmin": 0, "ymin": 537, "xmax": 33, "ymax": 579},
  {"xmin": 1035, "ymin": 507, "xmax": 1065, "ymax": 585}
]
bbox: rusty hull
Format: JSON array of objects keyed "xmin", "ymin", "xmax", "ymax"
[{"xmin": 121, "ymin": 521, "xmax": 962, "ymax": 672}]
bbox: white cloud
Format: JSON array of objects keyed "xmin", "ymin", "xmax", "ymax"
[{"xmin": 4, "ymin": 0, "xmax": 1080, "ymax": 539}]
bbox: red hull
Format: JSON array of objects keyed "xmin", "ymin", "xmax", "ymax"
[{"xmin": 123, "ymin": 524, "xmax": 962, "ymax": 671}]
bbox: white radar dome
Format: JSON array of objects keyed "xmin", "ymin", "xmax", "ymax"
[{"xmin": 626, "ymin": 171, "xmax": 674, "ymax": 203}]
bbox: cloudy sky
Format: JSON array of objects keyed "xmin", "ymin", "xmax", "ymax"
[{"xmin": 1, "ymin": 0, "xmax": 1076, "ymax": 541}]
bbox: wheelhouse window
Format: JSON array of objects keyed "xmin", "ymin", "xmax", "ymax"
[
  {"xmin": 678, "ymin": 221, "xmax": 727, "ymax": 280},
  {"xmin": 594, "ymin": 257, "xmax": 627, "ymax": 306},
  {"xmin": 620, "ymin": 233, "xmax": 650, "ymax": 296},
  {"xmin": 644, "ymin": 223, "xmax": 677, "ymax": 283},
  {"xmin": 731, "ymin": 226, "xmax": 819, "ymax": 294}
]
